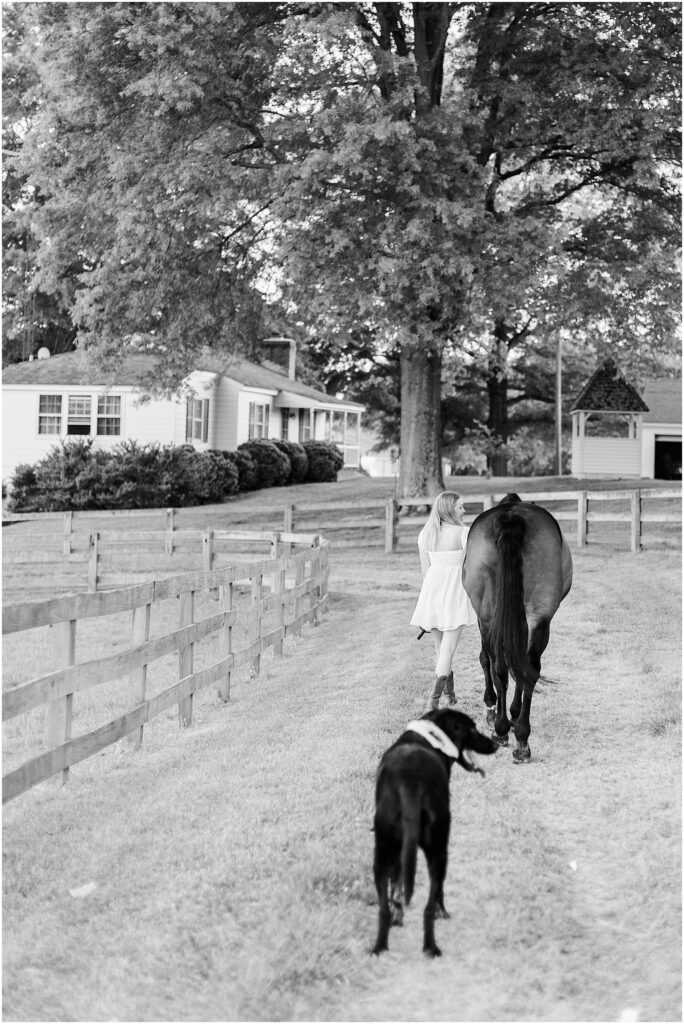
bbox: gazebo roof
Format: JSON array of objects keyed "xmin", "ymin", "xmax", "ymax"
[{"xmin": 570, "ymin": 359, "xmax": 649, "ymax": 413}]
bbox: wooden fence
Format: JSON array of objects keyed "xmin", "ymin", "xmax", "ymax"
[
  {"xmin": 2, "ymin": 534, "xmax": 329, "ymax": 804},
  {"xmin": 384, "ymin": 488, "xmax": 681, "ymax": 553},
  {"xmin": 3, "ymin": 489, "xmax": 680, "ymax": 578}
]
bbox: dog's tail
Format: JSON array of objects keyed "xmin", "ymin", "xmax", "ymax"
[{"xmin": 398, "ymin": 782, "xmax": 421, "ymax": 907}]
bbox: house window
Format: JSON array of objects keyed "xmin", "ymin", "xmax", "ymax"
[
  {"xmin": 97, "ymin": 395, "xmax": 121, "ymax": 435},
  {"xmin": 186, "ymin": 399, "xmax": 209, "ymax": 442},
  {"xmin": 38, "ymin": 394, "xmax": 62, "ymax": 434},
  {"xmin": 248, "ymin": 402, "xmax": 270, "ymax": 439},
  {"xmin": 280, "ymin": 408, "xmax": 290, "ymax": 441},
  {"xmin": 66, "ymin": 395, "xmax": 92, "ymax": 435},
  {"xmin": 298, "ymin": 408, "xmax": 311, "ymax": 442}
]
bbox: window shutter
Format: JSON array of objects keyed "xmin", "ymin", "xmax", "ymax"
[
  {"xmin": 202, "ymin": 400, "xmax": 209, "ymax": 443},
  {"xmin": 265, "ymin": 405, "xmax": 270, "ymax": 438},
  {"xmin": 186, "ymin": 401, "xmax": 192, "ymax": 442}
]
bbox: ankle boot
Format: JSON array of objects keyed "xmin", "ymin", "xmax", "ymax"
[
  {"xmin": 444, "ymin": 671, "xmax": 456, "ymax": 706},
  {"xmin": 425, "ymin": 675, "xmax": 447, "ymax": 712}
]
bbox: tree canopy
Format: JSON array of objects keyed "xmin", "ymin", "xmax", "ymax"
[{"xmin": 3, "ymin": 2, "xmax": 681, "ymax": 492}]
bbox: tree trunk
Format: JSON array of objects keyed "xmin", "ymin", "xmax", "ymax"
[
  {"xmin": 487, "ymin": 321, "xmax": 509, "ymax": 476},
  {"xmin": 400, "ymin": 345, "xmax": 444, "ymax": 497}
]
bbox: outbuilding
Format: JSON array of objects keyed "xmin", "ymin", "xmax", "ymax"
[
  {"xmin": 570, "ymin": 359, "xmax": 681, "ymax": 480},
  {"xmin": 2, "ymin": 340, "xmax": 364, "ymax": 482}
]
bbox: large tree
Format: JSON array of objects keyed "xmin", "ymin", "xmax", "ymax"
[
  {"xmin": 277, "ymin": 2, "xmax": 681, "ymax": 485},
  {"xmin": 4, "ymin": 2, "xmax": 680, "ymax": 492}
]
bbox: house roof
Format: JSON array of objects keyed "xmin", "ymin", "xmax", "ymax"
[
  {"xmin": 2, "ymin": 350, "xmax": 364, "ymax": 410},
  {"xmin": 640, "ymin": 378, "xmax": 682, "ymax": 424},
  {"xmin": 569, "ymin": 359, "xmax": 649, "ymax": 413}
]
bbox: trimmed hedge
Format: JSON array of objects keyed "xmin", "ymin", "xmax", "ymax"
[
  {"xmin": 272, "ymin": 440, "xmax": 309, "ymax": 484},
  {"xmin": 7, "ymin": 440, "xmax": 240, "ymax": 512},
  {"xmin": 5, "ymin": 436, "xmax": 342, "ymax": 512},
  {"xmin": 237, "ymin": 440, "xmax": 291, "ymax": 488},
  {"xmin": 302, "ymin": 440, "xmax": 345, "ymax": 482}
]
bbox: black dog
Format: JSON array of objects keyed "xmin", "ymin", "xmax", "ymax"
[{"xmin": 372, "ymin": 709, "xmax": 498, "ymax": 957}]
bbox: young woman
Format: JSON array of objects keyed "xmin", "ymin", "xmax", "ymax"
[{"xmin": 409, "ymin": 491, "xmax": 478, "ymax": 711}]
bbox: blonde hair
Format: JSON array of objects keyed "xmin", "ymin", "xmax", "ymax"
[{"xmin": 418, "ymin": 491, "xmax": 463, "ymax": 551}]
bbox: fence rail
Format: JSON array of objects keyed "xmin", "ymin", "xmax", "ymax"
[
  {"xmin": 384, "ymin": 488, "xmax": 681, "ymax": 553},
  {"xmin": 3, "ymin": 489, "xmax": 680, "ymax": 578},
  {"xmin": 2, "ymin": 534, "xmax": 329, "ymax": 804}
]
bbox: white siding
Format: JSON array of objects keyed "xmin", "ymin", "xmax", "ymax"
[
  {"xmin": 124, "ymin": 394, "xmax": 180, "ymax": 446},
  {"xmin": 212, "ymin": 377, "xmax": 242, "ymax": 450},
  {"xmin": 2, "ymin": 385, "xmax": 181, "ymax": 482},
  {"xmin": 571, "ymin": 438, "xmax": 641, "ymax": 477}
]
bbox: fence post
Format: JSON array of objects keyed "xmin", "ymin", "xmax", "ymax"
[
  {"xmin": 250, "ymin": 572, "xmax": 263, "ymax": 676},
  {"xmin": 88, "ymin": 533, "xmax": 99, "ymax": 592},
  {"xmin": 48, "ymin": 618, "xmax": 76, "ymax": 785},
  {"xmin": 274, "ymin": 562, "xmax": 286, "ymax": 657},
  {"xmin": 218, "ymin": 581, "xmax": 233, "ymax": 702},
  {"xmin": 311, "ymin": 536, "xmax": 321, "ymax": 624},
  {"xmin": 630, "ymin": 490, "xmax": 642, "ymax": 553},
  {"xmin": 385, "ymin": 497, "xmax": 398, "ymax": 553},
  {"xmin": 577, "ymin": 492, "xmax": 588, "ymax": 547},
  {"xmin": 482, "ymin": 494, "xmax": 494, "ymax": 510},
  {"xmin": 178, "ymin": 590, "xmax": 195, "ymax": 727},
  {"xmin": 129, "ymin": 602, "xmax": 151, "ymax": 749},
  {"xmin": 203, "ymin": 530, "xmax": 214, "ymax": 573},
  {"xmin": 165, "ymin": 508, "xmax": 175, "ymax": 555},
  {"xmin": 269, "ymin": 531, "xmax": 281, "ymax": 591},
  {"xmin": 283, "ymin": 504, "xmax": 295, "ymax": 533},
  {"xmin": 62, "ymin": 511, "xmax": 73, "ymax": 557},
  {"xmin": 294, "ymin": 556, "xmax": 305, "ymax": 637}
]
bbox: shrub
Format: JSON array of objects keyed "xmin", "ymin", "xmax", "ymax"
[
  {"xmin": 197, "ymin": 451, "xmax": 240, "ymax": 502},
  {"xmin": 6, "ymin": 463, "xmax": 40, "ymax": 512},
  {"xmin": 237, "ymin": 440, "xmax": 291, "ymax": 488},
  {"xmin": 272, "ymin": 440, "xmax": 309, "ymax": 484},
  {"xmin": 302, "ymin": 440, "xmax": 344, "ymax": 482},
  {"xmin": 223, "ymin": 449, "xmax": 259, "ymax": 492}
]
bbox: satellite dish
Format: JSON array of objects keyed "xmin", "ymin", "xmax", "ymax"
[{"xmin": 36, "ymin": 347, "xmax": 51, "ymax": 360}]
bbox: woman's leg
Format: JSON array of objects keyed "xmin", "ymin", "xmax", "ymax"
[
  {"xmin": 431, "ymin": 628, "xmax": 443, "ymax": 668},
  {"xmin": 435, "ymin": 626, "xmax": 464, "ymax": 677}
]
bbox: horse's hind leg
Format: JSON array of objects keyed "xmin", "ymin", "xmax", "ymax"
[
  {"xmin": 513, "ymin": 618, "xmax": 550, "ymax": 762},
  {"xmin": 510, "ymin": 676, "xmax": 524, "ymax": 724},
  {"xmin": 478, "ymin": 625, "xmax": 497, "ymax": 730},
  {"xmin": 492, "ymin": 654, "xmax": 511, "ymax": 744}
]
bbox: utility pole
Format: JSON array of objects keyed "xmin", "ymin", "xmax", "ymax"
[{"xmin": 556, "ymin": 334, "xmax": 563, "ymax": 475}]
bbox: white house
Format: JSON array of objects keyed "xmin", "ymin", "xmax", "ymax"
[
  {"xmin": 570, "ymin": 360, "xmax": 681, "ymax": 480},
  {"xmin": 2, "ymin": 340, "xmax": 365, "ymax": 482}
]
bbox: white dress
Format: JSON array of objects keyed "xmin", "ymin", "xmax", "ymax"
[{"xmin": 409, "ymin": 542, "xmax": 478, "ymax": 632}]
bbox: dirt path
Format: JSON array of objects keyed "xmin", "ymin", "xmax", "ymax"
[{"xmin": 2, "ymin": 546, "xmax": 681, "ymax": 1022}]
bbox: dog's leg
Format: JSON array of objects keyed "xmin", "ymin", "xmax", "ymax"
[
  {"xmin": 423, "ymin": 837, "xmax": 449, "ymax": 957},
  {"xmin": 389, "ymin": 861, "xmax": 404, "ymax": 927},
  {"xmin": 372, "ymin": 832, "xmax": 396, "ymax": 955}
]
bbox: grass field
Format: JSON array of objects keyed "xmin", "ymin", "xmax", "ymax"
[{"xmin": 2, "ymin": 476, "xmax": 682, "ymax": 1022}]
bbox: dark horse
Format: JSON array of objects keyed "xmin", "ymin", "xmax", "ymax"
[{"xmin": 462, "ymin": 493, "xmax": 573, "ymax": 762}]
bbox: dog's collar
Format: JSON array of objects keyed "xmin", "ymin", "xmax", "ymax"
[{"xmin": 404, "ymin": 720, "xmax": 461, "ymax": 761}]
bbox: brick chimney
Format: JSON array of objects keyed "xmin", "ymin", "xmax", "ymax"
[{"xmin": 261, "ymin": 337, "xmax": 296, "ymax": 380}]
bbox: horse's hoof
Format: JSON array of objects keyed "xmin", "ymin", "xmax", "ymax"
[
  {"xmin": 423, "ymin": 945, "xmax": 442, "ymax": 958},
  {"xmin": 513, "ymin": 745, "xmax": 531, "ymax": 763},
  {"xmin": 435, "ymin": 906, "xmax": 450, "ymax": 920},
  {"xmin": 493, "ymin": 732, "xmax": 509, "ymax": 746}
]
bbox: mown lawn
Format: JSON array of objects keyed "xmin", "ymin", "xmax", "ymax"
[{"xmin": 2, "ymin": 497, "xmax": 681, "ymax": 1022}]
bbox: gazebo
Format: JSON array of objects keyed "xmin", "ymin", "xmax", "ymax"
[{"xmin": 570, "ymin": 359, "xmax": 649, "ymax": 478}]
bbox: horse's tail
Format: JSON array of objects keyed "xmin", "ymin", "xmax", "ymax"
[
  {"xmin": 491, "ymin": 510, "xmax": 535, "ymax": 686},
  {"xmin": 398, "ymin": 781, "xmax": 421, "ymax": 907}
]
